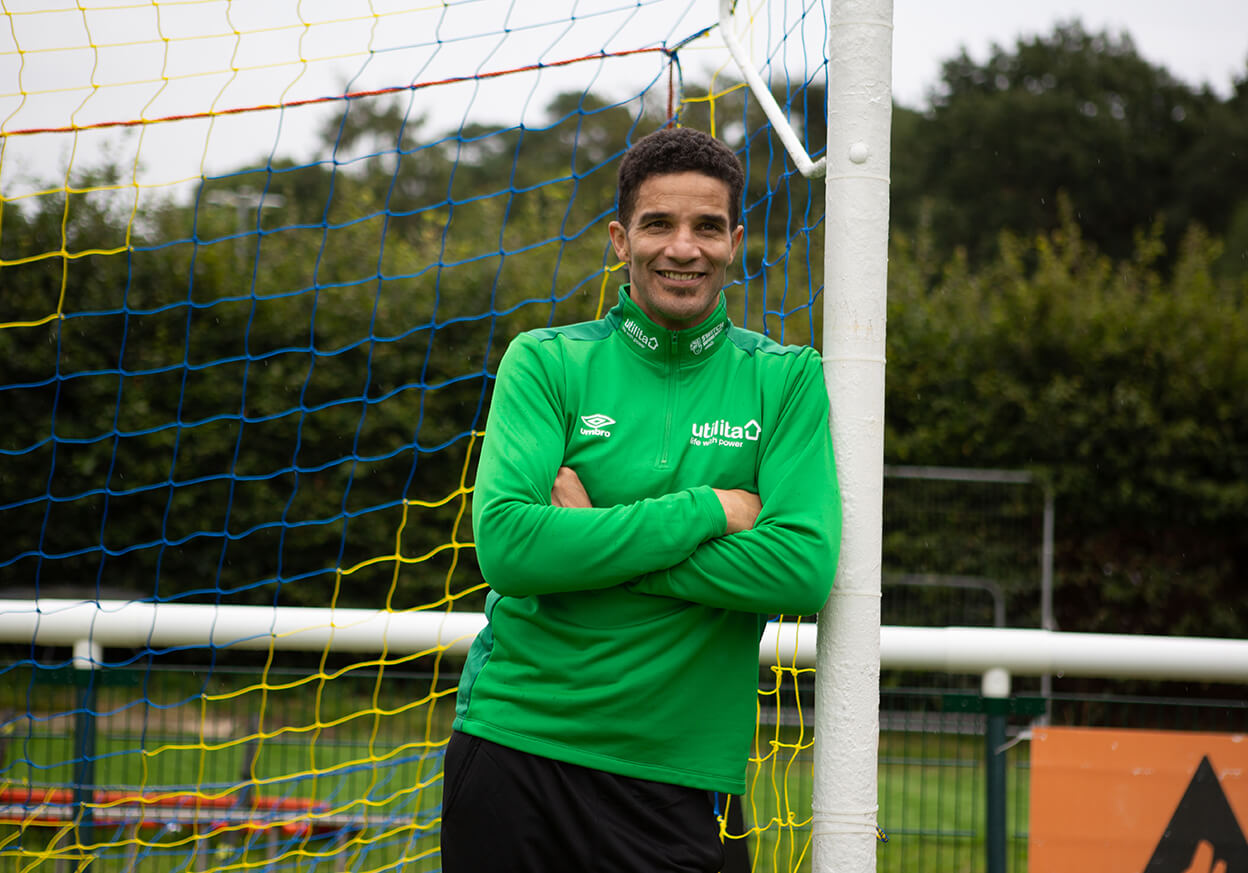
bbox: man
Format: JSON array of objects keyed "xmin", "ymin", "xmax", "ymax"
[{"xmin": 441, "ymin": 126, "xmax": 841, "ymax": 872}]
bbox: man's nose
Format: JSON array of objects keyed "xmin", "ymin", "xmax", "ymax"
[{"xmin": 664, "ymin": 224, "xmax": 700, "ymax": 259}]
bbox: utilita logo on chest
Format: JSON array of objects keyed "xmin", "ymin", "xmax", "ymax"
[{"xmin": 690, "ymin": 418, "xmax": 761, "ymax": 448}]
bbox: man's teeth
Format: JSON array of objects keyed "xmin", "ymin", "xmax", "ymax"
[{"xmin": 659, "ymin": 271, "xmax": 700, "ymax": 280}]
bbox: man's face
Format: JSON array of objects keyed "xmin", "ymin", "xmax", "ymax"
[{"xmin": 608, "ymin": 171, "xmax": 744, "ymax": 332}]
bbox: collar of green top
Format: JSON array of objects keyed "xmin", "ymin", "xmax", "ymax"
[{"xmin": 611, "ymin": 285, "xmax": 731, "ymax": 365}]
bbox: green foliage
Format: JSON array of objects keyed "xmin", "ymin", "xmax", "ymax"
[
  {"xmin": 893, "ymin": 21, "xmax": 1248, "ymax": 267},
  {"xmin": 0, "ymin": 96, "xmax": 625, "ymax": 610},
  {"xmin": 886, "ymin": 204, "xmax": 1248, "ymax": 636}
]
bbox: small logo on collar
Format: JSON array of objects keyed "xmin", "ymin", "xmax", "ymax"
[{"xmin": 689, "ymin": 321, "xmax": 725, "ymax": 355}]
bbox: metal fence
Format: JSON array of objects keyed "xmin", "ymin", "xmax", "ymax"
[{"xmin": 3, "ymin": 662, "xmax": 1246, "ymax": 873}]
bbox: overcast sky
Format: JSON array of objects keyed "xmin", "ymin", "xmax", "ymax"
[
  {"xmin": 1, "ymin": 0, "xmax": 1244, "ymax": 197},
  {"xmin": 892, "ymin": 0, "xmax": 1246, "ymax": 106}
]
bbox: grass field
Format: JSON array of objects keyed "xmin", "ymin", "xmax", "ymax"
[
  {"xmin": 0, "ymin": 731, "xmax": 1029, "ymax": 872},
  {"xmin": 745, "ymin": 726, "xmax": 1030, "ymax": 873}
]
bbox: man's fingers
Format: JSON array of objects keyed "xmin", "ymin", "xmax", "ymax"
[
  {"xmin": 551, "ymin": 466, "xmax": 593, "ymax": 508},
  {"xmin": 714, "ymin": 488, "xmax": 761, "ymax": 534}
]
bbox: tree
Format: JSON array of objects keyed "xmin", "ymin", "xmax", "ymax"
[
  {"xmin": 885, "ymin": 207, "xmax": 1248, "ymax": 637},
  {"xmin": 894, "ymin": 21, "xmax": 1248, "ymax": 269}
]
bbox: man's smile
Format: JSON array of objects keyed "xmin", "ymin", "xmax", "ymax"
[{"xmin": 657, "ymin": 270, "xmax": 704, "ymax": 282}]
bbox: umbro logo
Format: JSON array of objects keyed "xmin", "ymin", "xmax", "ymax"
[{"xmin": 579, "ymin": 414, "xmax": 615, "ymax": 437}]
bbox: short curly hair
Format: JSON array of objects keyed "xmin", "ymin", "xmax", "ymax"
[{"xmin": 616, "ymin": 127, "xmax": 745, "ymax": 229}]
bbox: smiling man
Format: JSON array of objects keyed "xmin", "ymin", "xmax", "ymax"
[
  {"xmin": 608, "ymin": 168, "xmax": 744, "ymax": 330},
  {"xmin": 440, "ymin": 127, "xmax": 842, "ymax": 873}
]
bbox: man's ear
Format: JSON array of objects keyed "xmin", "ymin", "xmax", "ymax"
[
  {"xmin": 730, "ymin": 224, "xmax": 745, "ymax": 262},
  {"xmin": 608, "ymin": 220, "xmax": 629, "ymax": 262}
]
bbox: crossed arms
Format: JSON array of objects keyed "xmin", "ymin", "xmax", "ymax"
[
  {"xmin": 551, "ymin": 465, "xmax": 762, "ymax": 534},
  {"xmin": 472, "ymin": 335, "xmax": 841, "ymax": 616}
]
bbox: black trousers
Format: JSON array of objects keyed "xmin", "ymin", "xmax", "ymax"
[{"xmin": 440, "ymin": 731, "xmax": 748, "ymax": 873}]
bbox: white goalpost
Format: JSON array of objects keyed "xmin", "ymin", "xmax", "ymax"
[
  {"xmin": 813, "ymin": 1, "xmax": 893, "ymax": 869},
  {"xmin": 717, "ymin": 6, "xmax": 894, "ymax": 868},
  {"xmin": 721, "ymin": 0, "xmax": 895, "ymax": 868}
]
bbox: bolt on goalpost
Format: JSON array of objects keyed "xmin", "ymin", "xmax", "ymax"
[{"xmin": 722, "ymin": 0, "xmax": 894, "ymax": 870}]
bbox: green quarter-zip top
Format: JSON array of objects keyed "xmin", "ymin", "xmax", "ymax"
[{"xmin": 455, "ymin": 285, "xmax": 841, "ymax": 794}]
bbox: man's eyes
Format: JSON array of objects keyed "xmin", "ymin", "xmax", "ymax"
[{"xmin": 641, "ymin": 220, "xmax": 725, "ymax": 233}]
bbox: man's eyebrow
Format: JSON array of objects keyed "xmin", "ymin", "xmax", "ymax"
[
  {"xmin": 634, "ymin": 209, "xmax": 672, "ymax": 224},
  {"xmin": 635, "ymin": 209, "xmax": 729, "ymax": 226}
]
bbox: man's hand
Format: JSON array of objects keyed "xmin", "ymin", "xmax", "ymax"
[
  {"xmin": 551, "ymin": 466, "xmax": 593, "ymax": 508},
  {"xmin": 553, "ymin": 467, "xmax": 758, "ymax": 533},
  {"xmin": 714, "ymin": 488, "xmax": 761, "ymax": 534}
]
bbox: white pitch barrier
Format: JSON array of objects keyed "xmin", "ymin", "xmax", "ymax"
[{"xmin": 3, "ymin": 599, "xmax": 1246, "ymax": 684}]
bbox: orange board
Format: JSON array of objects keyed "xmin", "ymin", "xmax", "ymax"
[{"xmin": 1030, "ymin": 726, "xmax": 1248, "ymax": 872}]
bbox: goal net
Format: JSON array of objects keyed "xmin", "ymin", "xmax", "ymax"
[{"xmin": 0, "ymin": 1, "xmax": 828, "ymax": 869}]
